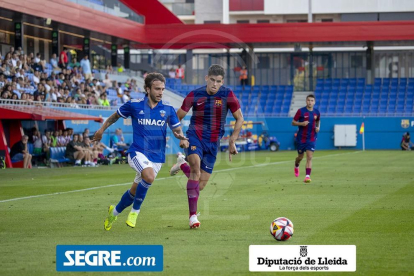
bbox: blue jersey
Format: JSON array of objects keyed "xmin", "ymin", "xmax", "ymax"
[
  {"xmin": 117, "ymin": 96, "xmax": 181, "ymax": 163},
  {"xmin": 293, "ymin": 107, "xmax": 321, "ymax": 144},
  {"xmin": 180, "ymin": 86, "xmax": 240, "ymax": 143}
]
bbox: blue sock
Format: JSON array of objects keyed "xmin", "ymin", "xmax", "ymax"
[
  {"xmin": 132, "ymin": 180, "xmax": 152, "ymax": 211},
  {"xmin": 115, "ymin": 189, "xmax": 135, "ymax": 214}
]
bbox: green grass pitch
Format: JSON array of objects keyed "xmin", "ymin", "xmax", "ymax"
[{"xmin": 0, "ymin": 150, "xmax": 413, "ymax": 275}]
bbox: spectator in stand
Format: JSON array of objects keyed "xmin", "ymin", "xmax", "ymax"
[
  {"xmin": 106, "ymin": 65, "xmax": 113, "ymax": 74},
  {"xmin": 122, "ymin": 88, "xmax": 130, "ymax": 103},
  {"xmin": 65, "ymin": 134, "xmax": 85, "ymax": 166},
  {"xmin": 59, "ymin": 47, "xmax": 68, "ymax": 69},
  {"xmin": 69, "ymin": 58, "xmax": 80, "ymax": 68},
  {"xmin": 239, "ymin": 65, "xmax": 248, "ymax": 87},
  {"xmin": 67, "ymin": 128, "xmax": 74, "ymax": 140},
  {"xmin": 99, "ymin": 93, "xmax": 110, "ymax": 107},
  {"xmin": 32, "ymin": 70, "xmax": 40, "ymax": 84},
  {"xmin": 117, "ymin": 62, "xmax": 124, "ymax": 73},
  {"xmin": 169, "ymin": 68, "xmax": 176, "ymax": 78},
  {"xmin": 80, "ymin": 55, "xmax": 92, "ymax": 81},
  {"xmin": 31, "ymin": 57, "xmax": 43, "ymax": 72},
  {"xmin": 50, "ymin": 53, "xmax": 61, "ymax": 72},
  {"xmin": 103, "ymin": 74, "xmax": 112, "ymax": 88},
  {"xmin": 10, "ymin": 135, "xmax": 32, "ymax": 169},
  {"xmin": 176, "ymin": 64, "xmax": 184, "ymax": 80}
]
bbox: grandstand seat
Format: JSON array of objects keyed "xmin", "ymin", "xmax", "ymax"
[
  {"xmin": 383, "ymin": 78, "xmax": 391, "ymax": 87},
  {"xmin": 355, "ymin": 94, "xmax": 363, "ymax": 101},
  {"xmin": 333, "ymin": 78, "xmax": 340, "ymax": 86},
  {"xmin": 390, "ymin": 78, "xmax": 399, "ymax": 87},
  {"xmin": 340, "ymin": 79, "xmax": 349, "ymax": 86},
  {"xmin": 374, "ymin": 78, "xmax": 382, "ymax": 86},
  {"xmin": 50, "ymin": 147, "xmax": 71, "ymax": 164}
]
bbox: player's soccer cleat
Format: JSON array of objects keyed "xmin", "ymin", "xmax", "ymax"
[
  {"xmin": 304, "ymin": 176, "xmax": 311, "ymax": 183},
  {"xmin": 104, "ymin": 205, "xmax": 117, "ymax": 231},
  {"xmin": 126, "ymin": 212, "xmax": 139, "ymax": 228},
  {"xmin": 169, "ymin": 152, "xmax": 187, "ymax": 176},
  {"xmin": 189, "ymin": 213, "xmax": 200, "ymax": 229},
  {"xmin": 294, "ymin": 167, "xmax": 299, "ymax": 177}
]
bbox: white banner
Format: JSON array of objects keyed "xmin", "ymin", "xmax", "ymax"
[{"xmin": 249, "ymin": 245, "xmax": 356, "ymax": 272}]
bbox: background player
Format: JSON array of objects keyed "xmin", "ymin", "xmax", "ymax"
[
  {"xmin": 169, "ymin": 64, "xmax": 244, "ymax": 228},
  {"xmin": 93, "ymin": 73, "xmax": 187, "ymax": 230},
  {"xmin": 292, "ymin": 94, "xmax": 320, "ymax": 183}
]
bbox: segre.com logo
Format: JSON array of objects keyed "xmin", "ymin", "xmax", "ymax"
[{"xmin": 56, "ymin": 245, "xmax": 163, "ymax": 272}]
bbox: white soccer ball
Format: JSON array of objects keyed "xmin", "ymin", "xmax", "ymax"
[{"xmin": 270, "ymin": 217, "xmax": 294, "ymax": 241}]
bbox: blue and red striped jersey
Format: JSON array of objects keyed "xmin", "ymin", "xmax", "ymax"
[
  {"xmin": 293, "ymin": 107, "xmax": 321, "ymax": 143},
  {"xmin": 181, "ymin": 85, "xmax": 240, "ymax": 143}
]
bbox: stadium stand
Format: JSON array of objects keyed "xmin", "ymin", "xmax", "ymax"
[{"xmin": 314, "ymin": 78, "xmax": 414, "ymax": 116}]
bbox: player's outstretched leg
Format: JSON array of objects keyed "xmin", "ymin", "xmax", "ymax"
[
  {"xmin": 104, "ymin": 205, "xmax": 118, "ymax": 231},
  {"xmin": 104, "ymin": 188, "xmax": 135, "ymax": 230},
  {"xmin": 126, "ymin": 179, "xmax": 152, "ymax": 228},
  {"xmin": 169, "ymin": 152, "xmax": 190, "ymax": 177}
]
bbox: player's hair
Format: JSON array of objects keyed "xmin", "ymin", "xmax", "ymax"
[
  {"xmin": 208, "ymin": 64, "xmax": 225, "ymax": 77},
  {"xmin": 144, "ymin": 72, "xmax": 165, "ymax": 93},
  {"xmin": 306, "ymin": 94, "xmax": 315, "ymax": 100}
]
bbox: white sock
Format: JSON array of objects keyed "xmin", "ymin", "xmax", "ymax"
[
  {"xmin": 131, "ymin": 208, "xmax": 140, "ymax": 214},
  {"xmin": 113, "ymin": 207, "xmax": 119, "ymax": 216},
  {"xmin": 306, "ymin": 175, "xmax": 310, "ymax": 178},
  {"xmin": 75, "ymin": 160, "xmax": 81, "ymax": 164}
]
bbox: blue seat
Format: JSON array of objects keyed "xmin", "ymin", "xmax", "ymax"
[
  {"xmin": 383, "ymin": 78, "xmax": 391, "ymax": 87},
  {"xmin": 391, "ymin": 78, "xmax": 399, "ymax": 87},
  {"xmin": 50, "ymin": 147, "xmax": 71, "ymax": 164},
  {"xmin": 374, "ymin": 78, "xmax": 382, "ymax": 86}
]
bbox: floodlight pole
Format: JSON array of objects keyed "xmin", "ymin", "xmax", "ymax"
[{"xmin": 308, "ymin": 0, "xmax": 312, "ymax": 23}]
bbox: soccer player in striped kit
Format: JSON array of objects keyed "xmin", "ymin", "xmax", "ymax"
[
  {"xmin": 292, "ymin": 94, "xmax": 321, "ymax": 183},
  {"xmin": 170, "ymin": 64, "xmax": 244, "ymax": 228}
]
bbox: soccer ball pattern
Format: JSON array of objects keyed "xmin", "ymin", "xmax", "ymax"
[{"xmin": 270, "ymin": 217, "xmax": 294, "ymax": 241}]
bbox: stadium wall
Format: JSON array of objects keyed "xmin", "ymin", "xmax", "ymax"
[{"xmin": 56, "ymin": 107, "xmax": 413, "ymax": 152}]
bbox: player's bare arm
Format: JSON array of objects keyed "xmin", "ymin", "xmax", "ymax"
[
  {"xmin": 176, "ymin": 108, "xmax": 190, "ymax": 148},
  {"xmin": 93, "ymin": 112, "xmax": 121, "ymax": 142},
  {"xmin": 172, "ymin": 126, "xmax": 189, "ymax": 141},
  {"xmin": 315, "ymin": 120, "xmax": 320, "ymax": 133},
  {"xmin": 176, "ymin": 108, "xmax": 188, "ymax": 121},
  {"xmin": 229, "ymin": 109, "xmax": 244, "ymax": 161},
  {"xmin": 292, "ymin": 120, "xmax": 309, "ymax": 127}
]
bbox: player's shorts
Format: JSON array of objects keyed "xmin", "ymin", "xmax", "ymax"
[
  {"xmin": 128, "ymin": 151, "xmax": 162, "ymax": 184},
  {"xmin": 296, "ymin": 141, "xmax": 316, "ymax": 154},
  {"xmin": 185, "ymin": 135, "xmax": 218, "ymax": 174}
]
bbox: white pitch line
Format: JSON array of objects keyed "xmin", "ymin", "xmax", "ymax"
[{"xmin": 0, "ymin": 151, "xmax": 359, "ymax": 203}]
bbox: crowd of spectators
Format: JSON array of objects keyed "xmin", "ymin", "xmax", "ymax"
[
  {"xmin": 9, "ymin": 127, "xmax": 117, "ymax": 168},
  {"xmin": 0, "ymin": 46, "xmax": 141, "ymax": 108}
]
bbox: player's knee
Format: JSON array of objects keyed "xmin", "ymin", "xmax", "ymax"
[{"xmin": 142, "ymin": 174, "xmax": 155, "ymax": 184}]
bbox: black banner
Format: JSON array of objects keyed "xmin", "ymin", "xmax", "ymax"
[
  {"xmin": 124, "ymin": 46, "xmax": 130, "ymax": 69},
  {"xmin": 14, "ymin": 22, "xmax": 23, "ymax": 49},
  {"xmin": 52, "ymin": 30, "xmax": 59, "ymax": 56},
  {"xmin": 111, "ymin": 44, "xmax": 117, "ymax": 67},
  {"xmin": 83, "ymin": 37, "xmax": 90, "ymax": 58}
]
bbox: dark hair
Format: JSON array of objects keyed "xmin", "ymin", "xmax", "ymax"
[
  {"xmin": 208, "ymin": 64, "xmax": 225, "ymax": 77},
  {"xmin": 143, "ymin": 72, "xmax": 165, "ymax": 92},
  {"xmin": 306, "ymin": 94, "xmax": 315, "ymax": 100}
]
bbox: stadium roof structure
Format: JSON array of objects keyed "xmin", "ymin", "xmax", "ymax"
[
  {"xmin": 1, "ymin": 0, "xmax": 414, "ymax": 49},
  {"xmin": 0, "ymin": 106, "xmax": 103, "ymax": 123}
]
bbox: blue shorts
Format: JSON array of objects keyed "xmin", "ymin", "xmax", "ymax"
[
  {"xmin": 297, "ymin": 142, "xmax": 316, "ymax": 154},
  {"xmin": 11, "ymin": 153, "xmax": 24, "ymax": 162},
  {"xmin": 185, "ymin": 135, "xmax": 218, "ymax": 174}
]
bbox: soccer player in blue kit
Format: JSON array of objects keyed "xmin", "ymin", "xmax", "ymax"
[
  {"xmin": 292, "ymin": 94, "xmax": 321, "ymax": 183},
  {"xmin": 93, "ymin": 73, "xmax": 188, "ymax": 230},
  {"xmin": 169, "ymin": 65, "xmax": 244, "ymax": 228}
]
